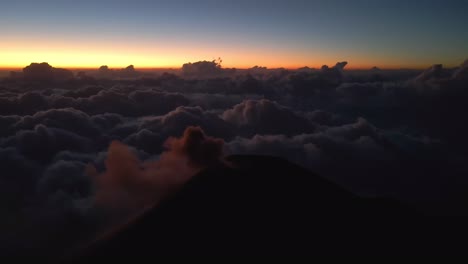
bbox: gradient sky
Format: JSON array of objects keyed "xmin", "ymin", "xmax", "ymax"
[{"xmin": 1, "ymin": 0, "xmax": 467, "ymax": 69}]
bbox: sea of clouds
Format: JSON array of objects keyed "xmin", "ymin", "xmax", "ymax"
[{"xmin": 1, "ymin": 59, "xmax": 468, "ymax": 254}]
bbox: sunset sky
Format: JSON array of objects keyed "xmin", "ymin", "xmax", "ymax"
[{"xmin": 1, "ymin": 0, "xmax": 467, "ymax": 69}]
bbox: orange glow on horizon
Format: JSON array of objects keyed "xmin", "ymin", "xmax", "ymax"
[{"xmin": 0, "ymin": 37, "xmax": 459, "ymax": 70}]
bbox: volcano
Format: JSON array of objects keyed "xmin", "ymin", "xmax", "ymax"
[{"xmin": 67, "ymin": 155, "xmax": 466, "ymax": 258}]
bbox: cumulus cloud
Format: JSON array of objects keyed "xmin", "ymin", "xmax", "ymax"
[
  {"xmin": 0, "ymin": 147, "xmax": 40, "ymax": 210},
  {"xmin": 123, "ymin": 129, "xmax": 164, "ymax": 155},
  {"xmin": 63, "ymin": 86, "xmax": 103, "ymax": 98},
  {"xmin": 127, "ymin": 89, "xmax": 190, "ymax": 115},
  {"xmin": 94, "ymin": 65, "xmax": 142, "ymax": 79},
  {"xmin": 140, "ymin": 106, "xmax": 234, "ymax": 140},
  {"xmin": 0, "ymin": 87, "xmax": 190, "ymax": 117},
  {"xmin": 22, "ymin": 63, "xmax": 74, "ymax": 82},
  {"xmin": 452, "ymin": 59, "xmax": 468, "ymax": 80},
  {"xmin": 0, "ymin": 115, "xmax": 20, "ymax": 137},
  {"xmin": 0, "ymin": 92, "xmax": 49, "ymax": 115},
  {"xmin": 226, "ymin": 117, "xmax": 456, "ymax": 201},
  {"xmin": 73, "ymin": 89, "xmax": 190, "ymax": 116},
  {"xmin": 284, "ymin": 62, "xmax": 349, "ymax": 98},
  {"xmin": 222, "ymin": 99, "xmax": 315, "ymax": 136},
  {"xmin": 37, "ymin": 160, "xmax": 91, "ymax": 199},
  {"xmin": 1, "ymin": 125, "xmax": 94, "ymax": 163},
  {"xmin": 227, "ymin": 117, "xmax": 389, "ymax": 166},
  {"xmin": 413, "ymin": 64, "xmax": 446, "ymax": 83},
  {"xmin": 181, "ymin": 59, "xmax": 230, "ymax": 78},
  {"xmin": 13, "ymin": 108, "xmax": 101, "ymax": 137},
  {"xmin": 186, "ymin": 93, "xmax": 262, "ymax": 110},
  {"xmin": 304, "ymin": 110, "xmax": 344, "ymax": 126},
  {"xmin": 89, "ymin": 126, "xmax": 225, "ymax": 212},
  {"xmin": 320, "ymin": 61, "xmax": 348, "ymax": 82}
]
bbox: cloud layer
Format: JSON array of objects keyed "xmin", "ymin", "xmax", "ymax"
[{"xmin": 1, "ymin": 59, "xmax": 468, "ymax": 255}]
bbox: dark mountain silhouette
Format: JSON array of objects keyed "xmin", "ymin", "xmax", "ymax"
[{"xmin": 66, "ymin": 155, "xmax": 466, "ymax": 259}]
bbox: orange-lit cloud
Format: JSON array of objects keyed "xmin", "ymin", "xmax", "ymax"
[{"xmin": 88, "ymin": 126, "xmax": 225, "ymax": 212}]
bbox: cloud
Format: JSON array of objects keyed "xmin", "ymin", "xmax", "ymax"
[
  {"xmin": 2, "ymin": 59, "xmax": 468, "ymax": 255},
  {"xmin": 63, "ymin": 86, "xmax": 103, "ymax": 98},
  {"xmin": 89, "ymin": 113, "xmax": 124, "ymax": 131},
  {"xmin": 226, "ymin": 117, "xmax": 458, "ymax": 201},
  {"xmin": 0, "ymin": 92, "xmax": 49, "ymax": 115},
  {"xmin": 89, "ymin": 126, "xmax": 225, "ymax": 212},
  {"xmin": 186, "ymin": 93, "xmax": 262, "ymax": 110},
  {"xmin": 284, "ymin": 62, "xmax": 349, "ymax": 97},
  {"xmin": 140, "ymin": 106, "xmax": 235, "ymax": 140},
  {"xmin": 226, "ymin": 117, "xmax": 389, "ymax": 168},
  {"xmin": 0, "ymin": 115, "xmax": 20, "ymax": 137},
  {"xmin": 413, "ymin": 64, "xmax": 446, "ymax": 83},
  {"xmin": 452, "ymin": 59, "xmax": 468, "ymax": 80},
  {"xmin": 182, "ymin": 60, "xmax": 226, "ymax": 78},
  {"xmin": 22, "ymin": 63, "xmax": 74, "ymax": 82},
  {"xmin": 127, "ymin": 90, "xmax": 190, "ymax": 115},
  {"xmin": 73, "ymin": 89, "xmax": 190, "ymax": 116},
  {"xmin": 0, "ymin": 86, "xmax": 191, "ymax": 117},
  {"xmin": 222, "ymin": 99, "xmax": 315, "ymax": 136},
  {"xmin": 0, "ymin": 147, "xmax": 40, "ymax": 210},
  {"xmin": 336, "ymin": 82, "xmax": 384, "ymax": 98},
  {"xmin": 94, "ymin": 65, "xmax": 142, "ymax": 79},
  {"xmin": 320, "ymin": 61, "xmax": 348, "ymax": 82},
  {"xmin": 304, "ymin": 110, "xmax": 344, "ymax": 126},
  {"xmin": 123, "ymin": 129, "xmax": 164, "ymax": 155},
  {"xmin": 37, "ymin": 160, "xmax": 91, "ymax": 199},
  {"xmin": 1, "ymin": 125, "xmax": 94, "ymax": 163},
  {"xmin": 13, "ymin": 108, "xmax": 101, "ymax": 138}
]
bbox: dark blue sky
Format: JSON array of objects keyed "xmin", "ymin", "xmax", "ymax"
[{"xmin": 1, "ymin": 0, "xmax": 467, "ymax": 68}]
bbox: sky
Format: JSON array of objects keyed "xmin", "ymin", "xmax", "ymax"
[{"xmin": 1, "ymin": 0, "xmax": 467, "ymax": 69}]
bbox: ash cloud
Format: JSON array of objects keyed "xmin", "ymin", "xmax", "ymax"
[{"xmin": 90, "ymin": 126, "xmax": 225, "ymax": 213}]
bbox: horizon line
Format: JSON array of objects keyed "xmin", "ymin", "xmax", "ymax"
[{"xmin": 0, "ymin": 65, "xmax": 436, "ymax": 71}]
